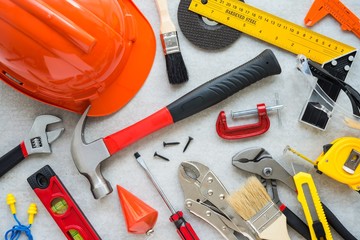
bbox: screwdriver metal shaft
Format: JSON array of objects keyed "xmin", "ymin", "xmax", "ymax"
[{"xmin": 134, "ymin": 152, "xmax": 199, "ymax": 240}]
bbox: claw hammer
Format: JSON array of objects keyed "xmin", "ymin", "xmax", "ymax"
[{"xmin": 70, "ymin": 49, "xmax": 282, "ymax": 199}]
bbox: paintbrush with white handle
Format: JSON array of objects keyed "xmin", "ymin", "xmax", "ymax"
[
  {"xmin": 154, "ymin": 0, "xmax": 188, "ymax": 84},
  {"xmin": 228, "ymin": 176, "xmax": 291, "ymax": 240}
]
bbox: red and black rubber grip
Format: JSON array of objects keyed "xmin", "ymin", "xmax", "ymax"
[
  {"xmin": 0, "ymin": 142, "xmax": 27, "ymax": 177},
  {"xmin": 104, "ymin": 49, "xmax": 281, "ymax": 155}
]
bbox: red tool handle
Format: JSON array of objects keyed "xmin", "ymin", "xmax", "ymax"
[
  {"xmin": 104, "ymin": 108, "xmax": 174, "ymax": 155},
  {"xmin": 104, "ymin": 49, "xmax": 281, "ymax": 155},
  {"xmin": 170, "ymin": 211, "xmax": 199, "ymax": 240}
]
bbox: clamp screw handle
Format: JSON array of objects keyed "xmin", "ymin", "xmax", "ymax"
[{"xmin": 231, "ymin": 104, "xmax": 283, "ymax": 118}]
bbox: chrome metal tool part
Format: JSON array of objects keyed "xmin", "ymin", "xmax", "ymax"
[
  {"xmin": 232, "ymin": 147, "xmax": 357, "ymax": 240},
  {"xmin": 70, "ymin": 49, "xmax": 281, "ymax": 199},
  {"xmin": 178, "ymin": 161, "xmax": 257, "ymax": 240},
  {"xmin": 135, "ymin": 153, "xmax": 199, "ymax": 240},
  {"xmin": 0, "ymin": 115, "xmax": 64, "ymax": 177}
]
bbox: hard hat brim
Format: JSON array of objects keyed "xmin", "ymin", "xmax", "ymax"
[{"xmin": 88, "ymin": 1, "xmax": 156, "ymax": 116}]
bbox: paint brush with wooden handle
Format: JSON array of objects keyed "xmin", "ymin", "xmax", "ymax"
[
  {"xmin": 228, "ymin": 176, "xmax": 291, "ymax": 240},
  {"xmin": 154, "ymin": 0, "xmax": 188, "ymax": 84}
]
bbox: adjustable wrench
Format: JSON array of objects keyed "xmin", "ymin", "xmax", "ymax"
[
  {"xmin": 71, "ymin": 49, "xmax": 282, "ymax": 199},
  {"xmin": 0, "ymin": 115, "xmax": 64, "ymax": 177}
]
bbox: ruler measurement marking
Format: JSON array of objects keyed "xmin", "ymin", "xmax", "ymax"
[
  {"xmin": 226, "ymin": 12, "xmax": 339, "ymax": 59},
  {"xmin": 287, "ymin": 39, "xmax": 335, "ymax": 59},
  {"xmin": 198, "ymin": 0, "xmax": 348, "ymax": 57},
  {"xmin": 288, "ymin": 34, "xmax": 339, "ymax": 56},
  {"xmin": 190, "ymin": 0, "xmax": 356, "ymax": 64}
]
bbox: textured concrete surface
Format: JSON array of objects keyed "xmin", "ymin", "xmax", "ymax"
[{"xmin": 0, "ymin": 0, "xmax": 359, "ymax": 239}]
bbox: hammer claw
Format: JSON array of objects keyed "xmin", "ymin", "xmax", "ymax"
[
  {"xmin": 71, "ymin": 105, "xmax": 112, "ymax": 199},
  {"xmin": 70, "ymin": 50, "xmax": 282, "ymax": 199}
]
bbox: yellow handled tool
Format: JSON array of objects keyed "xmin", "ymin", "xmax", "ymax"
[
  {"xmin": 294, "ymin": 172, "xmax": 332, "ymax": 240},
  {"xmin": 189, "ymin": 0, "xmax": 357, "ymax": 79},
  {"xmin": 287, "ymin": 137, "xmax": 360, "ymax": 192},
  {"xmin": 315, "ymin": 137, "xmax": 360, "ymax": 191}
]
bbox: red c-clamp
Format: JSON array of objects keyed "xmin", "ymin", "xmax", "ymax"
[{"xmin": 216, "ymin": 103, "xmax": 280, "ymax": 140}]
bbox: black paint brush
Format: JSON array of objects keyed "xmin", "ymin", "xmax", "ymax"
[{"xmin": 155, "ymin": 0, "xmax": 188, "ymax": 84}]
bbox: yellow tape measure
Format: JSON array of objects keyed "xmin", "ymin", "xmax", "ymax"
[{"xmin": 189, "ymin": 0, "xmax": 356, "ymax": 64}]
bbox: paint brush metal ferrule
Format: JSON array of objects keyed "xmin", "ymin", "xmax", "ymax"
[
  {"xmin": 160, "ymin": 31, "xmax": 180, "ymax": 55},
  {"xmin": 248, "ymin": 201, "xmax": 282, "ymax": 234}
]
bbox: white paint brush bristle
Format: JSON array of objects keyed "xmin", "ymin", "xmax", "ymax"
[
  {"xmin": 228, "ymin": 176, "xmax": 290, "ymax": 240},
  {"xmin": 227, "ymin": 176, "xmax": 271, "ymax": 220}
]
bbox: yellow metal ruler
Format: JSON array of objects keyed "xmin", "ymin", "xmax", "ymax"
[{"xmin": 189, "ymin": 0, "xmax": 357, "ymax": 65}]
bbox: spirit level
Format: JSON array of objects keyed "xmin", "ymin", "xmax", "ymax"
[{"xmin": 27, "ymin": 165, "xmax": 101, "ymax": 240}]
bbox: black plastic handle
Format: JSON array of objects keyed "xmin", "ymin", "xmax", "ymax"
[
  {"xmin": 282, "ymin": 206, "xmax": 311, "ymax": 240},
  {"xmin": 322, "ymin": 202, "xmax": 357, "ymax": 240},
  {"xmin": 27, "ymin": 165, "xmax": 56, "ymax": 190},
  {"xmin": 167, "ymin": 49, "xmax": 281, "ymax": 122},
  {"xmin": 0, "ymin": 145, "xmax": 26, "ymax": 177}
]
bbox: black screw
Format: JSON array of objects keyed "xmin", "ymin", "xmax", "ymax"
[
  {"xmin": 153, "ymin": 152, "xmax": 170, "ymax": 161},
  {"xmin": 163, "ymin": 141, "xmax": 180, "ymax": 147},
  {"xmin": 183, "ymin": 137, "xmax": 194, "ymax": 152}
]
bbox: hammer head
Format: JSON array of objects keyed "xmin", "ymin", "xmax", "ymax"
[{"xmin": 71, "ymin": 106, "xmax": 113, "ymax": 199}]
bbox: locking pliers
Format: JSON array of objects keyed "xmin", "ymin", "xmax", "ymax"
[
  {"xmin": 232, "ymin": 147, "xmax": 357, "ymax": 240},
  {"xmin": 178, "ymin": 161, "xmax": 257, "ymax": 240}
]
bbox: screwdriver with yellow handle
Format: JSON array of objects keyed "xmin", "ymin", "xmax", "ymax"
[
  {"xmin": 294, "ymin": 172, "xmax": 332, "ymax": 240},
  {"xmin": 135, "ymin": 152, "xmax": 200, "ymax": 240}
]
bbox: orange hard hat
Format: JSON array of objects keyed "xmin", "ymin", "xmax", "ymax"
[{"xmin": 0, "ymin": 0, "xmax": 155, "ymax": 116}]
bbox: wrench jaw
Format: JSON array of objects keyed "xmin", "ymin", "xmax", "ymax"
[
  {"xmin": 24, "ymin": 115, "xmax": 64, "ymax": 155},
  {"xmin": 178, "ymin": 161, "xmax": 258, "ymax": 240},
  {"xmin": 178, "ymin": 161, "xmax": 205, "ymax": 202},
  {"xmin": 232, "ymin": 147, "xmax": 272, "ymax": 164},
  {"xmin": 71, "ymin": 106, "xmax": 112, "ymax": 199},
  {"xmin": 232, "ymin": 147, "xmax": 297, "ymax": 191}
]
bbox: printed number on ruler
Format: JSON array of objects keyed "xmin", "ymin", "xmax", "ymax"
[{"xmin": 190, "ymin": 0, "xmax": 356, "ymax": 64}]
